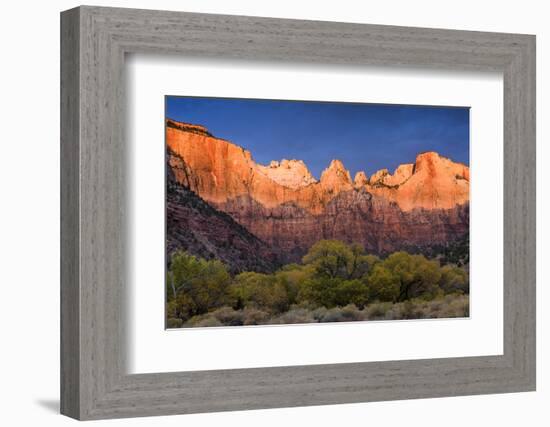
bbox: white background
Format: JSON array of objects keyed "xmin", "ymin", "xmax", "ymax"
[
  {"xmin": 0, "ymin": 0, "xmax": 547, "ymax": 426},
  {"xmin": 129, "ymin": 57, "xmax": 503, "ymax": 373}
]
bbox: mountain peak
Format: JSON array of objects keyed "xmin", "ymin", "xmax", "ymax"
[
  {"xmin": 414, "ymin": 151, "xmax": 458, "ymax": 171},
  {"xmin": 414, "ymin": 151, "xmax": 468, "ymax": 180},
  {"xmin": 257, "ymin": 158, "xmax": 317, "ymax": 189},
  {"xmin": 166, "ymin": 122, "xmax": 468, "ymax": 211},
  {"xmin": 320, "ymin": 159, "xmax": 352, "ymax": 190},
  {"xmin": 370, "ymin": 168, "xmax": 389, "ymax": 184},
  {"xmin": 354, "ymin": 171, "xmax": 369, "ymax": 187},
  {"xmin": 416, "ymin": 150, "xmax": 441, "ymax": 160},
  {"xmin": 167, "ymin": 123, "xmax": 470, "ymax": 265},
  {"xmin": 327, "ymin": 159, "xmax": 347, "ymax": 170}
]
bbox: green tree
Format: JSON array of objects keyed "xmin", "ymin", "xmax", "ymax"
[
  {"xmin": 298, "ymin": 277, "xmax": 369, "ymax": 308},
  {"xmin": 295, "ymin": 241, "xmax": 378, "ymax": 307},
  {"xmin": 348, "ymin": 244, "xmax": 380, "ymax": 279},
  {"xmin": 302, "ymin": 240, "xmax": 375, "ymax": 280},
  {"xmin": 380, "ymin": 252, "xmax": 442, "ymax": 301},
  {"xmin": 165, "ymin": 243, "xmax": 459, "ymax": 327},
  {"xmin": 273, "ymin": 264, "xmax": 314, "ymax": 306},
  {"xmin": 298, "ymin": 276, "xmax": 340, "ymax": 308},
  {"xmin": 333, "ymin": 279, "xmax": 370, "ymax": 308},
  {"xmin": 167, "ymin": 251, "xmax": 204, "ymax": 301},
  {"xmin": 439, "ymin": 265, "xmax": 469, "ymax": 294},
  {"xmin": 168, "ymin": 250, "xmax": 231, "ymax": 317},
  {"xmin": 303, "ymin": 240, "xmax": 353, "ymax": 279},
  {"xmin": 230, "ymin": 271, "xmax": 290, "ymax": 313},
  {"xmin": 367, "ymin": 264, "xmax": 400, "ymax": 302}
]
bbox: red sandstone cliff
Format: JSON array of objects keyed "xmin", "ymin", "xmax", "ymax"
[
  {"xmin": 166, "ymin": 158, "xmax": 280, "ymax": 272},
  {"xmin": 166, "ymin": 119, "xmax": 470, "ymax": 263}
]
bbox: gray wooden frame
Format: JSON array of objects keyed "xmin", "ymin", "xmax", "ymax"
[{"xmin": 60, "ymin": 5, "xmax": 536, "ymax": 420}]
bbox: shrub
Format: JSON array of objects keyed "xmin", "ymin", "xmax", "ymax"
[
  {"xmin": 364, "ymin": 301, "xmax": 393, "ymax": 320},
  {"xmin": 166, "ymin": 245, "xmax": 469, "ymax": 328},
  {"xmin": 184, "ymin": 314, "xmax": 224, "ymax": 328},
  {"xmin": 439, "ymin": 294, "xmax": 469, "ymax": 318},
  {"xmin": 319, "ymin": 304, "xmax": 363, "ymax": 322},
  {"xmin": 191, "ymin": 316, "xmax": 224, "ymax": 328},
  {"xmin": 269, "ymin": 308, "xmax": 315, "ymax": 325},
  {"xmin": 319, "ymin": 308, "xmax": 348, "ymax": 323},
  {"xmin": 166, "ymin": 317, "xmax": 184, "ymax": 328},
  {"xmin": 311, "ymin": 306, "xmax": 328, "ymax": 321},
  {"xmin": 210, "ymin": 306, "xmax": 244, "ymax": 326},
  {"xmin": 439, "ymin": 265, "xmax": 469, "ymax": 294},
  {"xmin": 242, "ymin": 308, "xmax": 270, "ymax": 325}
]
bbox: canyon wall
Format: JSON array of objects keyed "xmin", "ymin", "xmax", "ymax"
[{"xmin": 166, "ymin": 119, "xmax": 470, "ymax": 265}]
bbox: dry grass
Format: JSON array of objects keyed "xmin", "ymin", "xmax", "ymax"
[{"xmin": 171, "ymin": 294, "xmax": 469, "ymax": 328}]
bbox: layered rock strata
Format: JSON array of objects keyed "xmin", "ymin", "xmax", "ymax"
[{"xmin": 166, "ymin": 119, "xmax": 470, "ymax": 265}]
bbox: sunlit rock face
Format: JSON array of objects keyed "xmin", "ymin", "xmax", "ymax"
[
  {"xmin": 166, "ymin": 119, "xmax": 470, "ymax": 262},
  {"xmin": 256, "ymin": 159, "xmax": 317, "ymax": 189},
  {"xmin": 166, "ymin": 161, "xmax": 280, "ymax": 273},
  {"xmin": 366, "ymin": 152, "xmax": 469, "ymax": 211},
  {"xmin": 354, "ymin": 171, "xmax": 369, "ymax": 187}
]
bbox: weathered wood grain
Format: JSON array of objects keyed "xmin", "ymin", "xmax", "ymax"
[
  {"xmin": 60, "ymin": 6, "xmax": 536, "ymax": 420},
  {"xmin": 60, "ymin": 6, "xmax": 80, "ymax": 419}
]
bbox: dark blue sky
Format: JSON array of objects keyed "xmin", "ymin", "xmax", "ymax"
[{"xmin": 166, "ymin": 96, "xmax": 469, "ymax": 179}]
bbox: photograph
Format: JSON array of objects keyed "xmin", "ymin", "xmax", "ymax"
[
  {"xmin": 165, "ymin": 97, "xmax": 471, "ymax": 328},
  {"xmin": 2, "ymin": 1, "xmax": 539, "ymax": 424}
]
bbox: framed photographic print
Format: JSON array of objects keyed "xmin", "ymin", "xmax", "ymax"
[
  {"xmin": 61, "ymin": 6, "xmax": 536, "ymax": 420},
  {"xmin": 164, "ymin": 97, "xmax": 471, "ymax": 329}
]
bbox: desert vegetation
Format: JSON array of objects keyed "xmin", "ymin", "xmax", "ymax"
[{"xmin": 166, "ymin": 240, "xmax": 469, "ymax": 328}]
